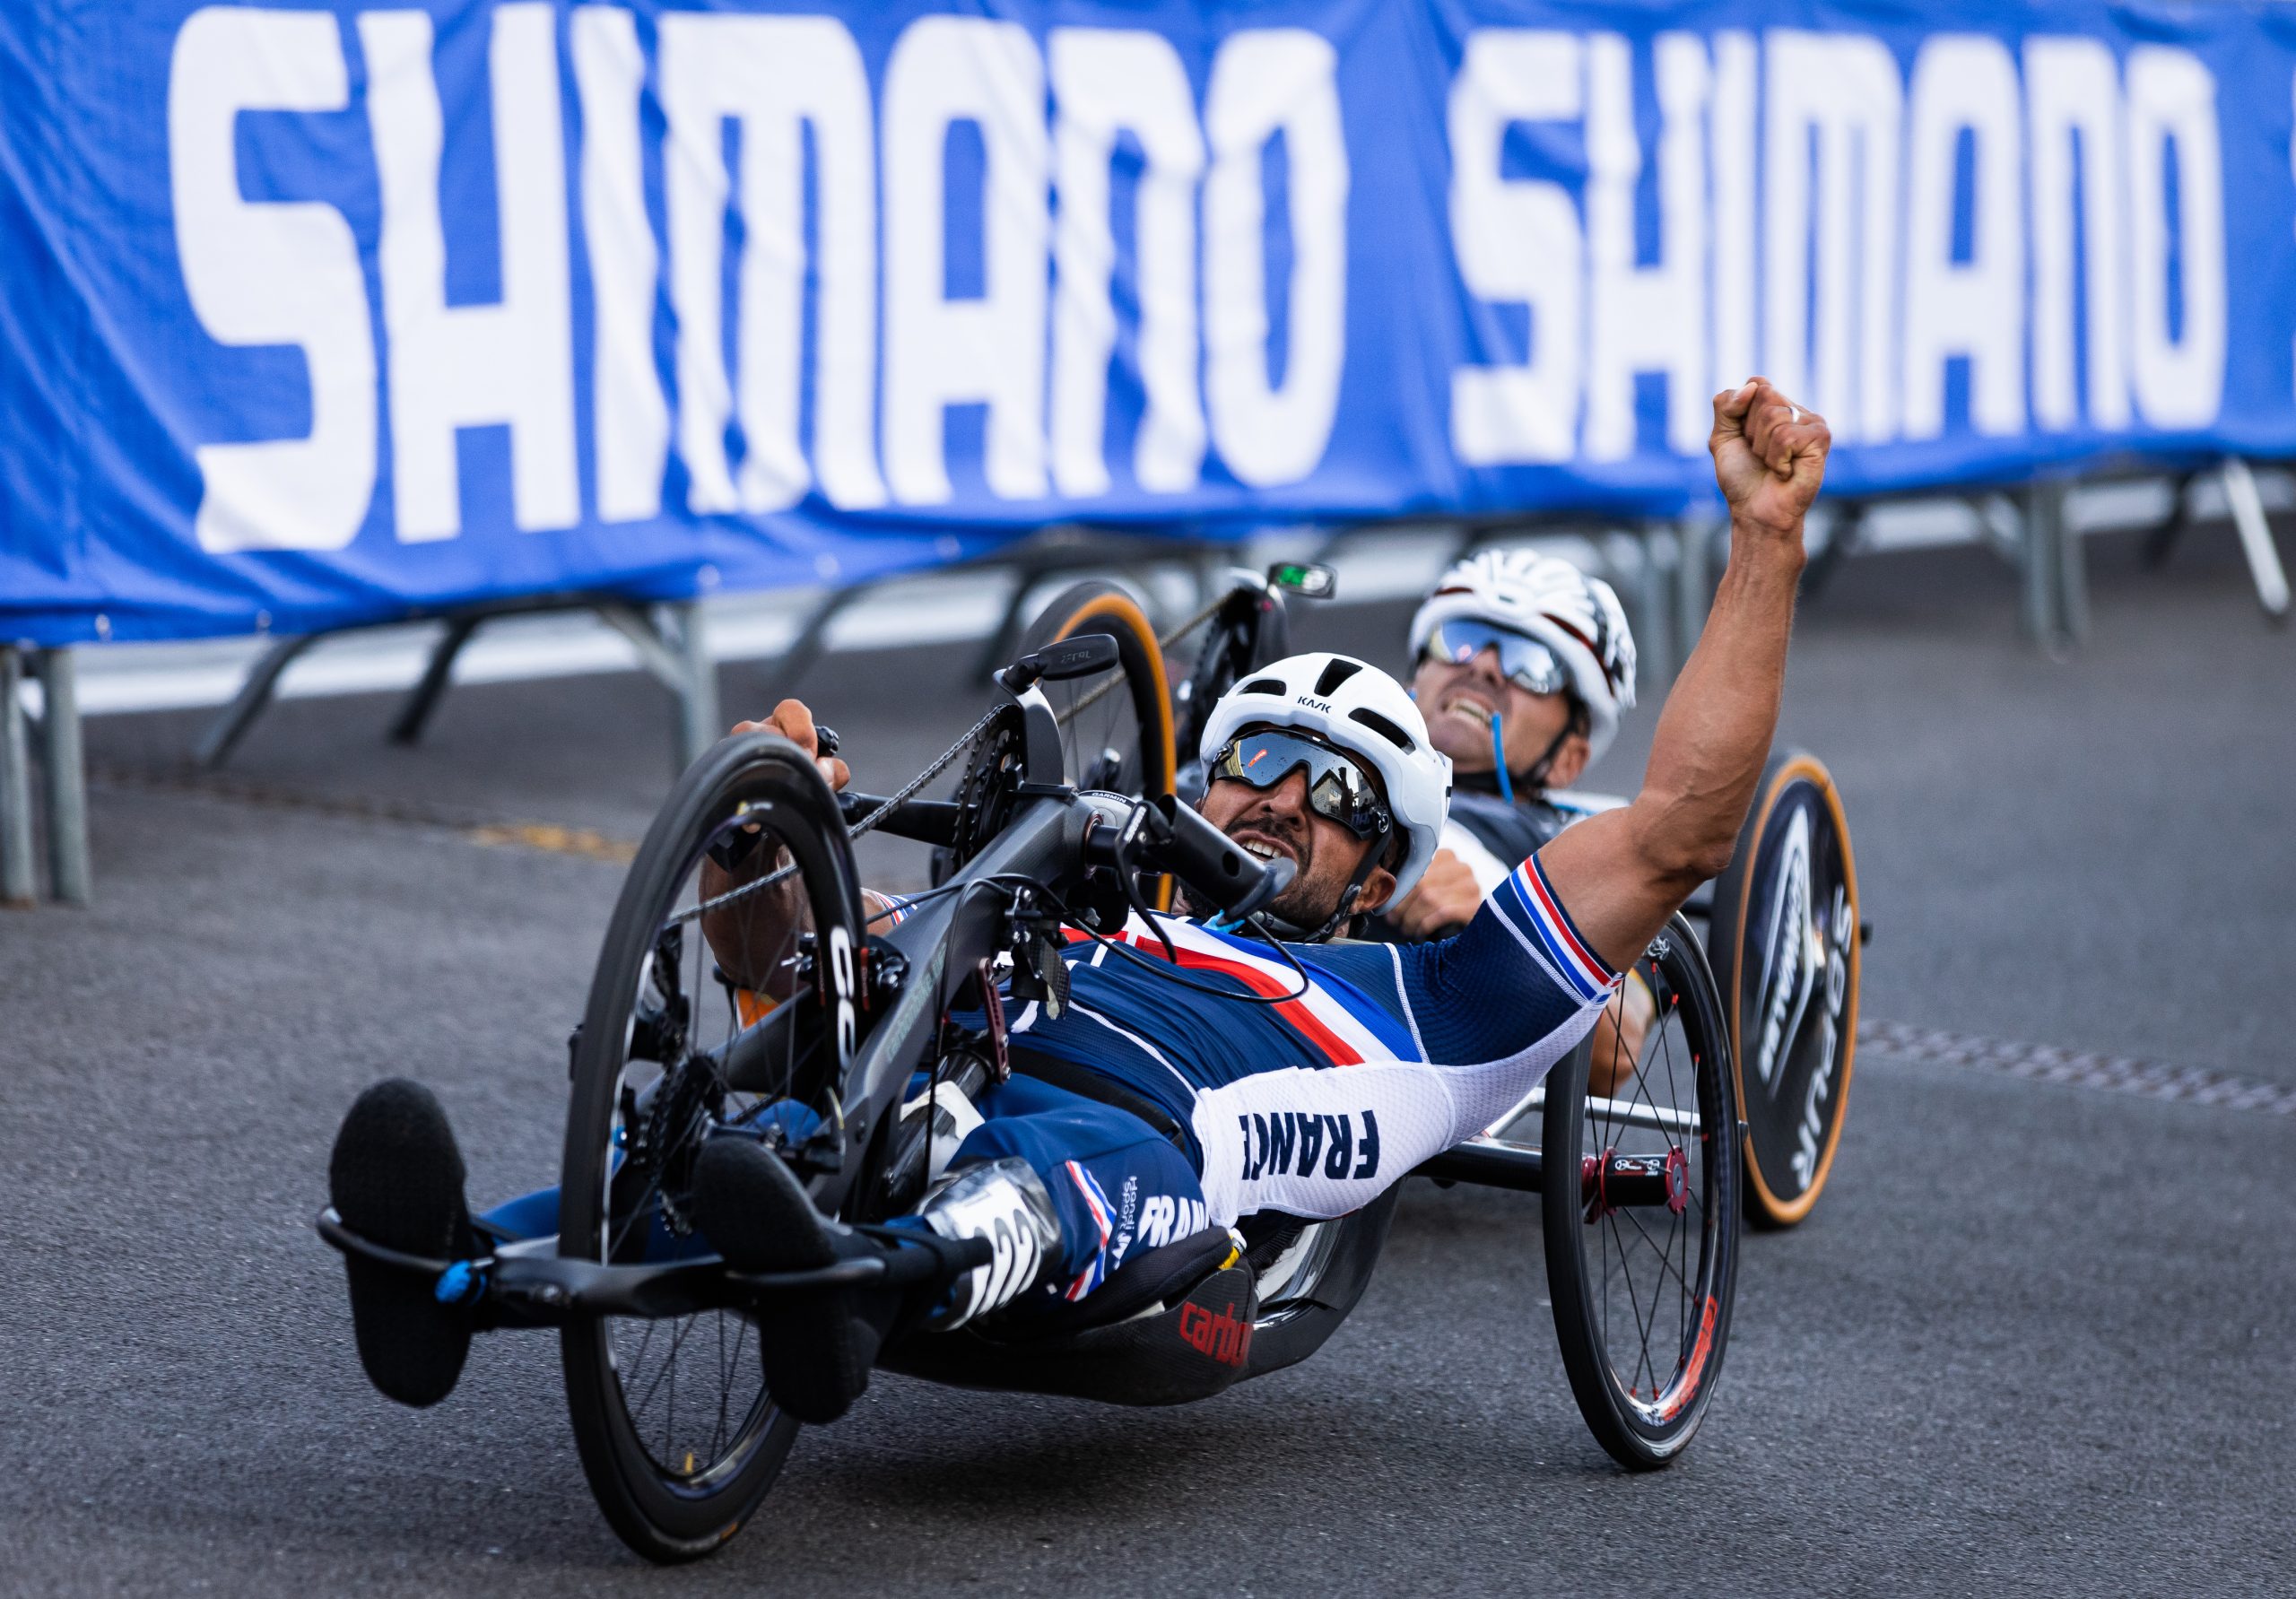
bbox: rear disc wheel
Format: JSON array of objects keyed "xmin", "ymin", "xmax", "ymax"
[{"xmin": 1709, "ymin": 750, "xmax": 1861, "ymax": 1228}]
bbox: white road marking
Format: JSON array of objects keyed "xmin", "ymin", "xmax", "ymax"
[{"xmin": 1860, "ymin": 1021, "xmax": 2296, "ymax": 1116}]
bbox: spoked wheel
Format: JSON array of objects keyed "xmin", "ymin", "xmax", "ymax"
[
  {"xmin": 1544, "ymin": 914, "xmax": 1741, "ymax": 1469},
  {"xmin": 559, "ymin": 733, "xmax": 865, "ymax": 1562},
  {"xmin": 1709, "ymin": 750, "xmax": 1861, "ymax": 1228},
  {"xmin": 1016, "ymin": 580, "xmax": 1178, "ymax": 804},
  {"xmin": 1013, "ymin": 579, "xmax": 1178, "ymax": 906}
]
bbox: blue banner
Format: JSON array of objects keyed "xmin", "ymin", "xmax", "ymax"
[{"xmin": 4, "ymin": 0, "xmax": 2293, "ymax": 643}]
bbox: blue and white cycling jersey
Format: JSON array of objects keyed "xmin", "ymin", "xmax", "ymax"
[
  {"xmin": 996, "ymin": 852, "xmax": 1613, "ymax": 1134},
  {"xmin": 884, "ymin": 851, "xmax": 1622, "ymax": 1302}
]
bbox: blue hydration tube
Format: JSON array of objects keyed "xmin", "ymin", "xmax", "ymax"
[{"xmin": 1490, "ymin": 711, "xmax": 1514, "ymax": 804}]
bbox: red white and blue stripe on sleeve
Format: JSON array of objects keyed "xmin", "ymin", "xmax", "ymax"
[{"xmin": 1494, "ymin": 855, "xmax": 1620, "ymax": 1005}]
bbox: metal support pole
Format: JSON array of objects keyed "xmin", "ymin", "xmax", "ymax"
[
  {"xmin": 662, "ymin": 601, "xmax": 718, "ymax": 776},
  {"xmin": 388, "ymin": 614, "xmax": 485, "ymax": 744},
  {"xmin": 973, "ymin": 565, "xmax": 1050, "ymax": 682},
  {"xmin": 2217, "ymin": 456, "xmax": 2292, "ymax": 625},
  {"xmin": 35, "ymin": 647, "xmax": 89, "ymax": 905},
  {"xmin": 2053, "ymin": 483, "xmax": 2089, "ymax": 647},
  {"xmin": 761, "ymin": 583, "xmax": 872, "ymax": 703},
  {"xmin": 1631, "ymin": 525, "xmax": 1675, "ymax": 689},
  {"xmin": 2141, "ymin": 469, "xmax": 2201, "ymax": 569},
  {"xmin": 1800, "ymin": 501, "xmax": 1864, "ymax": 600},
  {"xmin": 2020, "ymin": 482, "xmax": 2069, "ymax": 651},
  {"xmin": 194, "ymin": 633, "xmax": 319, "ymax": 769},
  {"xmin": 1674, "ymin": 514, "xmax": 1717, "ymax": 666},
  {"xmin": 1, "ymin": 648, "xmax": 35, "ymax": 908}
]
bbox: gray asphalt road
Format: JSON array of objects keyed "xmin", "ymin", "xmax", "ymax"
[{"xmin": 5, "ymin": 530, "xmax": 2292, "ymax": 1594}]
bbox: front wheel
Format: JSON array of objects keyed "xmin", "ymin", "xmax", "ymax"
[
  {"xmin": 1544, "ymin": 916, "xmax": 1741, "ymax": 1469},
  {"xmin": 1016, "ymin": 579, "xmax": 1178, "ymax": 803},
  {"xmin": 558, "ymin": 732, "xmax": 865, "ymax": 1562}
]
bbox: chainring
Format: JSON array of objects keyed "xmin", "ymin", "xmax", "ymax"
[{"xmin": 930, "ymin": 708, "xmax": 1026, "ymax": 886}]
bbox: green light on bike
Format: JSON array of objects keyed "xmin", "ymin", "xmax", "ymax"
[{"xmin": 1266, "ymin": 561, "xmax": 1337, "ymax": 599}]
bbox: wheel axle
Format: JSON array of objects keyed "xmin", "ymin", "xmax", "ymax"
[{"xmin": 1581, "ymin": 1145, "xmax": 1690, "ymax": 1221}]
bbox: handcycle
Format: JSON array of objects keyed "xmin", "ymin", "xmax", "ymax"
[
  {"xmin": 318, "ymin": 631, "xmax": 1741, "ymax": 1563},
  {"xmin": 1013, "ymin": 562, "xmax": 1864, "ymax": 1229}
]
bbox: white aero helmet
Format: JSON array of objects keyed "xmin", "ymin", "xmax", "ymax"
[
  {"xmin": 1407, "ymin": 550, "xmax": 1639, "ymax": 760},
  {"xmin": 1196, "ymin": 652, "xmax": 1453, "ymax": 901}
]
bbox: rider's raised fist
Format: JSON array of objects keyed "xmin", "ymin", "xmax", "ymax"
[
  {"xmin": 1709, "ymin": 377, "xmax": 1830, "ymax": 543},
  {"xmin": 732, "ymin": 698, "xmax": 849, "ymax": 792}
]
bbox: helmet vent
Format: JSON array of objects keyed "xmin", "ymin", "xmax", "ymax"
[
  {"xmin": 1313, "ymin": 658, "xmax": 1363, "ymax": 697},
  {"xmin": 1239, "ymin": 676, "xmax": 1285, "ymax": 697},
  {"xmin": 1347, "ymin": 708, "xmax": 1415, "ymax": 752}
]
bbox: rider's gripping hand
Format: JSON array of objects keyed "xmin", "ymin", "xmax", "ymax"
[
  {"xmin": 1386, "ymin": 847, "xmax": 1483, "ymax": 942},
  {"xmin": 733, "ymin": 700, "xmax": 849, "ymax": 792},
  {"xmin": 1710, "ymin": 377, "xmax": 1830, "ymax": 543}
]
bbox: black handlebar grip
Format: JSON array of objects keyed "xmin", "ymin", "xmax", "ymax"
[{"xmin": 1148, "ymin": 794, "xmax": 1294, "ymax": 920}]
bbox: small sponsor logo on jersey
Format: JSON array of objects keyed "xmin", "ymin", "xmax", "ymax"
[
  {"xmin": 1236, "ymin": 1109, "xmax": 1380, "ymax": 1183},
  {"xmin": 1109, "ymin": 1176, "xmax": 1141, "ymax": 1267},
  {"xmin": 1178, "ymin": 1299, "xmax": 1253, "ymax": 1367}
]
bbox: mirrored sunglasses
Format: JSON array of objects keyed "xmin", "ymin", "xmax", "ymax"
[
  {"xmin": 1422, "ymin": 620, "xmax": 1570, "ymax": 698},
  {"xmin": 1208, "ymin": 729, "xmax": 1391, "ymax": 842}
]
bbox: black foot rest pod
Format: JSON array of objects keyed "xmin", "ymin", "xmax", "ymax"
[{"xmin": 879, "ymin": 1225, "xmax": 1258, "ymax": 1407}]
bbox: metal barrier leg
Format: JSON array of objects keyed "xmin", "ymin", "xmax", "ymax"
[
  {"xmin": 761, "ymin": 583, "xmax": 870, "ymax": 703},
  {"xmin": 388, "ymin": 615, "xmax": 484, "ymax": 744},
  {"xmin": 2217, "ymin": 456, "xmax": 2292, "ymax": 625},
  {"xmin": 662, "ymin": 602, "xmax": 718, "ymax": 774},
  {"xmin": 2020, "ymin": 482, "xmax": 2069, "ymax": 650},
  {"xmin": 194, "ymin": 634, "xmax": 319, "ymax": 769},
  {"xmin": 1801, "ymin": 502, "xmax": 1864, "ymax": 599},
  {"xmin": 1674, "ymin": 514, "xmax": 1716, "ymax": 665},
  {"xmin": 1, "ymin": 648, "xmax": 35, "ymax": 908},
  {"xmin": 2052, "ymin": 484, "xmax": 2089, "ymax": 646},
  {"xmin": 1631, "ymin": 525, "xmax": 1675, "ymax": 688},
  {"xmin": 2020, "ymin": 485, "xmax": 2053, "ymax": 647},
  {"xmin": 35, "ymin": 648, "xmax": 89, "ymax": 905},
  {"xmin": 972, "ymin": 566, "xmax": 1048, "ymax": 681},
  {"xmin": 2141, "ymin": 469, "xmax": 2201, "ymax": 570}
]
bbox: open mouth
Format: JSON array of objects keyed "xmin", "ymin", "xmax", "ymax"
[
  {"xmin": 1438, "ymin": 691, "xmax": 1498, "ymax": 726},
  {"xmin": 1230, "ymin": 830, "xmax": 1298, "ymax": 870}
]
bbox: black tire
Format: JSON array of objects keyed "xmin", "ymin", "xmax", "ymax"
[
  {"xmin": 1016, "ymin": 579, "xmax": 1178, "ymax": 804},
  {"xmin": 1544, "ymin": 915, "xmax": 1741, "ymax": 1469},
  {"xmin": 1013, "ymin": 580, "xmax": 1178, "ymax": 907},
  {"xmin": 559, "ymin": 732, "xmax": 865, "ymax": 1562},
  {"xmin": 1709, "ymin": 750, "xmax": 1861, "ymax": 1228}
]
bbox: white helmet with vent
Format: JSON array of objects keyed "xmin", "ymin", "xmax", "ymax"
[
  {"xmin": 1197, "ymin": 652, "xmax": 1453, "ymax": 901},
  {"xmin": 1408, "ymin": 550, "xmax": 1638, "ymax": 760}
]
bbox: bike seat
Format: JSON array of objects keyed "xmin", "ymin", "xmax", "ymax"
[{"xmin": 877, "ymin": 1227, "xmax": 1257, "ymax": 1408}]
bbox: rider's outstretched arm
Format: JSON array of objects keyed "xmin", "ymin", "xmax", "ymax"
[{"xmin": 1536, "ymin": 378, "xmax": 1831, "ymax": 974}]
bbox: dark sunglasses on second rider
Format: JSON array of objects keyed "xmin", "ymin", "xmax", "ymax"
[
  {"xmin": 1421, "ymin": 618, "xmax": 1571, "ymax": 698},
  {"xmin": 1207, "ymin": 728, "xmax": 1392, "ymax": 844}
]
